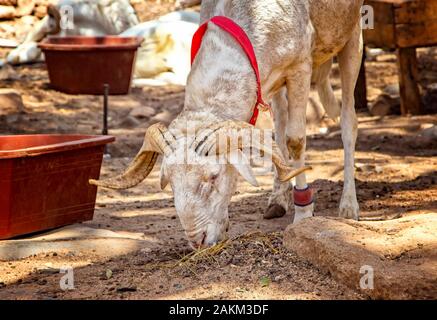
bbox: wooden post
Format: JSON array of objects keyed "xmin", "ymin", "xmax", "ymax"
[
  {"xmin": 396, "ymin": 47, "xmax": 422, "ymax": 115},
  {"xmin": 354, "ymin": 50, "xmax": 368, "ymax": 110}
]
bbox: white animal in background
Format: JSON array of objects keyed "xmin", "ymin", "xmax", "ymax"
[
  {"xmin": 6, "ymin": 0, "xmax": 139, "ymax": 65},
  {"xmin": 121, "ymin": 11, "xmax": 200, "ymax": 86},
  {"xmin": 92, "ymin": 0, "xmax": 364, "ymax": 248},
  {"xmin": 5, "ymin": 1, "xmax": 199, "ymax": 85}
]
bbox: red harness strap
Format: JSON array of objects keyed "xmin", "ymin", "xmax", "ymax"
[{"xmin": 191, "ymin": 16, "xmax": 271, "ymax": 126}]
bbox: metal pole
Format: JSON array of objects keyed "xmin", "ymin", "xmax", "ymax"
[
  {"xmin": 103, "ymin": 84, "xmax": 109, "ymax": 155},
  {"xmin": 103, "ymin": 84, "xmax": 109, "ymax": 136}
]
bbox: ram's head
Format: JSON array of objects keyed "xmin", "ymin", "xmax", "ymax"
[{"xmin": 90, "ymin": 121, "xmax": 309, "ymax": 249}]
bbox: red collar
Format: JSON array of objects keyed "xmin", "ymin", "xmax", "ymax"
[{"xmin": 191, "ymin": 16, "xmax": 271, "ymax": 126}]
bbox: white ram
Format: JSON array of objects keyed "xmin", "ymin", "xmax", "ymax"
[{"xmin": 92, "ymin": 0, "xmax": 364, "ymax": 248}]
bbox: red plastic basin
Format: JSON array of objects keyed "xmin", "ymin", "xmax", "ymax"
[
  {"xmin": 0, "ymin": 134, "xmax": 114, "ymax": 239},
  {"xmin": 39, "ymin": 36, "xmax": 143, "ymax": 95}
]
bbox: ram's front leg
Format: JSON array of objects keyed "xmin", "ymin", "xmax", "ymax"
[
  {"xmin": 265, "ymin": 88, "xmax": 293, "ymax": 219},
  {"xmin": 337, "ymin": 24, "xmax": 362, "ymax": 220},
  {"xmin": 286, "ymin": 61, "xmax": 314, "ymax": 223}
]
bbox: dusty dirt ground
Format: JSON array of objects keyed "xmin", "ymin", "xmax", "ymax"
[{"xmin": 0, "ymin": 1, "xmax": 436, "ymax": 300}]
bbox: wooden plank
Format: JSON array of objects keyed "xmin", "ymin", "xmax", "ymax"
[
  {"xmin": 396, "ymin": 20, "xmax": 437, "ymax": 47},
  {"xmin": 364, "ymin": 22, "xmax": 396, "ymax": 48},
  {"xmin": 395, "ymin": 0, "xmax": 437, "ymax": 24},
  {"xmin": 396, "ymin": 48, "xmax": 422, "ymax": 115},
  {"xmin": 364, "ymin": 0, "xmax": 395, "ymax": 23},
  {"xmin": 363, "ymin": 1, "xmax": 396, "ymax": 48}
]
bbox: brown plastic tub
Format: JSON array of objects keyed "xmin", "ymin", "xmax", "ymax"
[
  {"xmin": 0, "ymin": 134, "xmax": 114, "ymax": 239},
  {"xmin": 39, "ymin": 36, "xmax": 143, "ymax": 95}
]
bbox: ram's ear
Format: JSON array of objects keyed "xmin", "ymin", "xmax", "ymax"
[
  {"xmin": 160, "ymin": 166, "xmax": 170, "ymax": 190},
  {"xmin": 228, "ymin": 150, "xmax": 259, "ymax": 187}
]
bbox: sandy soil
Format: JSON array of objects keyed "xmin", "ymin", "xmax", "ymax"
[{"xmin": 0, "ymin": 1, "xmax": 436, "ymax": 300}]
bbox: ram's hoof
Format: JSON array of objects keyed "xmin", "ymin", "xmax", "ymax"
[{"xmin": 264, "ymin": 204, "xmax": 286, "ymax": 220}]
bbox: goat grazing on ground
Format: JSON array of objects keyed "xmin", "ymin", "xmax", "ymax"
[{"xmin": 92, "ymin": 0, "xmax": 364, "ymax": 248}]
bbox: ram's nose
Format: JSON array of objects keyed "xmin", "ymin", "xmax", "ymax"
[
  {"xmin": 187, "ymin": 223, "xmax": 228, "ymax": 249},
  {"xmin": 188, "ymin": 231, "xmax": 207, "ymax": 249}
]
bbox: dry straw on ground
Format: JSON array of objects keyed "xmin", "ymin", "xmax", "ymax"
[{"xmin": 145, "ymin": 231, "xmax": 282, "ymax": 275}]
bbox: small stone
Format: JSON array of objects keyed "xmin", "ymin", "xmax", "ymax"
[
  {"xmin": 129, "ymin": 106, "xmax": 155, "ymax": 119},
  {"xmin": 0, "ymin": 0, "xmax": 17, "ymax": 6},
  {"xmin": 150, "ymin": 110, "xmax": 174, "ymax": 125},
  {"xmin": 0, "ymin": 22, "xmax": 14, "ymax": 33},
  {"xmin": 118, "ymin": 115, "xmax": 141, "ymax": 128},
  {"xmin": 375, "ymin": 54, "xmax": 396, "ymax": 63},
  {"xmin": 367, "ymin": 87, "xmax": 383, "ymax": 102},
  {"xmin": 383, "ymin": 83, "xmax": 400, "ymax": 98},
  {"xmin": 37, "ymin": 279, "xmax": 47, "ymax": 285},
  {"xmin": 264, "ymin": 204, "xmax": 286, "ymax": 220},
  {"xmin": 420, "ymin": 123, "xmax": 434, "ymax": 131},
  {"xmin": 38, "ymin": 267, "xmax": 59, "ymax": 275},
  {"xmin": 426, "ymin": 82, "xmax": 437, "ymax": 92},
  {"xmin": 0, "ymin": 5, "xmax": 15, "ymax": 19},
  {"xmin": 19, "ymin": 14, "xmax": 36, "ymax": 25},
  {"xmin": 0, "ymin": 88, "xmax": 24, "ymax": 116},
  {"xmin": 420, "ymin": 125, "xmax": 437, "ymax": 139},
  {"xmin": 366, "ymin": 48, "xmax": 384, "ymax": 61},
  {"xmin": 369, "ymin": 93, "xmax": 400, "ymax": 116},
  {"xmin": 173, "ymin": 283, "xmax": 183, "ymax": 290},
  {"xmin": 15, "ymin": 0, "xmax": 35, "ymax": 17},
  {"xmin": 319, "ymin": 127, "xmax": 329, "ymax": 135},
  {"xmin": 274, "ymin": 275, "xmax": 284, "ymax": 282},
  {"xmin": 0, "ymin": 38, "xmax": 18, "ymax": 47},
  {"xmin": 116, "ymin": 286, "xmax": 137, "ymax": 292},
  {"xmin": 105, "ymin": 269, "xmax": 113, "ymax": 280},
  {"xmin": 33, "ymin": 4, "xmax": 46, "ymax": 18}
]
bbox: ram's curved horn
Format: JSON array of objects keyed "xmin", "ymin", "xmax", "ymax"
[
  {"xmin": 195, "ymin": 121, "xmax": 312, "ymax": 182},
  {"xmin": 89, "ymin": 123, "xmax": 176, "ymax": 190}
]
